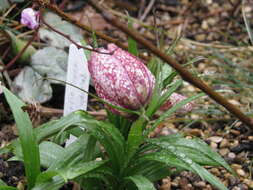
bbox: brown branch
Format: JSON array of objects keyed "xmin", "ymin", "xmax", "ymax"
[
  {"xmin": 34, "ymin": 0, "xmax": 253, "ymax": 128},
  {"xmin": 34, "ymin": 0, "xmax": 149, "ymax": 61},
  {"xmin": 88, "ymin": 0, "xmax": 253, "ymax": 128}
]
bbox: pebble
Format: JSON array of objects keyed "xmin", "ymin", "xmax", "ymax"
[
  {"xmin": 228, "ymin": 176, "xmax": 238, "ymax": 186},
  {"xmin": 219, "ymin": 148, "xmax": 229, "ymax": 156},
  {"xmin": 160, "ymin": 178, "xmax": 171, "ymax": 190},
  {"xmin": 187, "ymin": 129, "xmax": 203, "ymax": 137},
  {"xmin": 228, "ymin": 99, "xmax": 241, "ymax": 106},
  {"xmin": 244, "ymin": 179, "xmax": 253, "ymax": 188},
  {"xmin": 195, "ymin": 34, "xmax": 206, "ymax": 41},
  {"xmin": 210, "ymin": 142, "xmax": 217, "ymax": 149},
  {"xmin": 228, "ymin": 152, "xmax": 236, "ymax": 159},
  {"xmin": 201, "ymin": 20, "xmax": 208, "ymax": 30},
  {"xmin": 248, "ymin": 136, "xmax": 253, "ymax": 141},
  {"xmin": 210, "ymin": 168, "xmax": 220, "ymax": 176},
  {"xmin": 231, "ymin": 164, "xmax": 242, "ymax": 170},
  {"xmin": 193, "ymin": 181, "xmax": 206, "ymax": 188},
  {"xmin": 220, "ymin": 139, "xmax": 229, "ymax": 148},
  {"xmin": 230, "ymin": 129, "xmax": 240, "ymax": 135},
  {"xmin": 236, "ymin": 169, "xmax": 246, "ymax": 176},
  {"xmin": 208, "ymin": 136, "xmax": 223, "ymax": 143}
]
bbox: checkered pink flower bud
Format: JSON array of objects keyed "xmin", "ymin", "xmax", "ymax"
[
  {"xmin": 88, "ymin": 44, "xmax": 155, "ymax": 112},
  {"xmin": 21, "ymin": 8, "xmax": 39, "ymax": 29},
  {"xmin": 160, "ymin": 92, "xmax": 194, "ymax": 113}
]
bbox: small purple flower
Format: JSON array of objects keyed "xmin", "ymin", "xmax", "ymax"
[
  {"xmin": 88, "ymin": 44, "xmax": 155, "ymax": 112},
  {"xmin": 160, "ymin": 92, "xmax": 194, "ymax": 113},
  {"xmin": 21, "ymin": 8, "xmax": 39, "ymax": 29}
]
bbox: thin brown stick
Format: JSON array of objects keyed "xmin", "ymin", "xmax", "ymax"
[{"xmin": 87, "ymin": 0, "xmax": 253, "ymax": 128}]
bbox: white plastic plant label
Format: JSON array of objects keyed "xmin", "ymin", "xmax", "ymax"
[{"xmin": 64, "ymin": 44, "xmax": 90, "ymax": 146}]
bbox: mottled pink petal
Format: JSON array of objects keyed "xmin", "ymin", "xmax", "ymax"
[
  {"xmin": 88, "ymin": 44, "xmax": 155, "ymax": 113},
  {"xmin": 160, "ymin": 92, "xmax": 195, "ymax": 113},
  {"xmin": 21, "ymin": 8, "xmax": 39, "ymax": 29}
]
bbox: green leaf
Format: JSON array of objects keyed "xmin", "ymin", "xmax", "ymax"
[
  {"xmin": 35, "ymin": 111, "xmax": 89, "ymax": 142},
  {"xmin": 151, "ymin": 136, "xmax": 233, "ymax": 174},
  {"xmin": 84, "ymin": 120, "xmax": 126, "ymax": 172},
  {"xmin": 32, "ymin": 175, "xmax": 65, "ymax": 190},
  {"xmin": 39, "ymin": 141, "xmax": 65, "ymax": 168},
  {"xmin": 126, "ymin": 116, "xmax": 147, "ymax": 166},
  {"xmin": 165, "ymin": 36, "xmax": 181, "ymax": 55},
  {"xmin": 242, "ymin": 0, "xmax": 253, "ymax": 45},
  {"xmin": 6, "ymin": 31, "xmax": 36, "ymax": 63},
  {"xmin": 107, "ymin": 110, "xmax": 132, "ymax": 139},
  {"xmin": 60, "ymin": 160, "xmax": 107, "ymax": 180},
  {"xmin": 157, "ymin": 80, "xmax": 182, "ymax": 113},
  {"xmin": 36, "ymin": 171, "xmax": 59, "ymax": 184},
  {"xmin": 125, "ymin": 159, "xmax": 171, "ymax": 182},
  {"xmin": 147, "ymin": 92, "xmax": 205, "ymax": 135},
  {"xmin": 0, "ymin": 186, "xmax": 18, "ymax": 190},
  {"xmin": 0, "ymin": 179, "xmax": 6, "ymax": 186},
  {"xmin": 147, "ymin": 140, "xmax": 228, "ymax": 190},
  {"xmin": 125, "ymin": 175, "xmax": 156, "ymax": 190},
  {"xmin": 142, "ymin": 151, "xmax": 189, "ymax": 171},
  {"xmin": 49, "ymin": 134, "xmax": 97, "ymax": 171},
  {"xmin": 127, "ymin": 17, "xmax": 138, "ymax": 56},
  {"xmin": 3, "ymin": 87, "xmax": 40, "ymax": 189}
]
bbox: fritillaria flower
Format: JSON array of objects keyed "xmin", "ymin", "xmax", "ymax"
[
  {"xmin": 160, "ymin": 92, "xmax": 194, "ymax": 113},
  {"xmin": 88, "ymin": 44, "xmax": 155, "ymax": 112},
  {"xmin": 21, "ymin": 8, "xmax": 39, "ymax": 29}
]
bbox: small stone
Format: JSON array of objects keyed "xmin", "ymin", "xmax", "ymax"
[
  {"xmin": 231, "ymin": 164, "xmax": 242, "ymax": 170},
  {"xmin": 228, "ymin": 176, "xmax": 238, "ymax": 186},
  {"xmin": 230, "ymin": 129, "xmax": 240, "ymax": 135},
  {"xmin": 230, "ymin": 140, "xmax": 239, "ymax": 148},
  {"xmin": 220, "ymin": 139, "xmax": 229, "ymax": 148},
  {"xmin": 228, "ymin": 152, "xmax": 236, "ymax": 159},
  {"xmin": 228, "ymin": 99, "xmax": 241, "ymax": 106},
  {"xmin": 210, "ymin": 168, "xmax": 220, "ymax": 176},
  {"xmin": 160, "ymin": 178, "xmax": 171, "ymax": 190},
  {"xmin": 187, "ymin": 129, "xmax": 203, "ymax": 137},
  {"xmin": 236, "ymin": 169, "xmax": 245, "ymax": 176},
  {"xmin": 195, "ymin": 34, "xmax": 206, "ymax": 41},
  {"xmin": 210, "ymin": 142, "xmax": 217, "ymax": 149},
  {"xmin": 247, "ymin": 180, "xmax": 253, "ymax": 188},
  {"xmin": 201, "ymin": 20, "xmax": 208, "ymax": 30},
  {"xmin": 248, "ymin": 136, "xmax": 253, "ymax": 141},
  {"xmin": 193, "ymin": 181, "xmax": 206, "ymax": 188},
  {"xmin": 219, "ymin": 148, "xmax": 229, "ymax": 156},
  {"xmin": 207, "ymin": 18, "xmax": 216, "ymax": 26},
  {"xmin": 208, "ymin": 136, "xmax": 223, "ymax": 143},
  {"xmin": 190, "ymin": 114, "xmax": 199, "ymax": 120}
]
